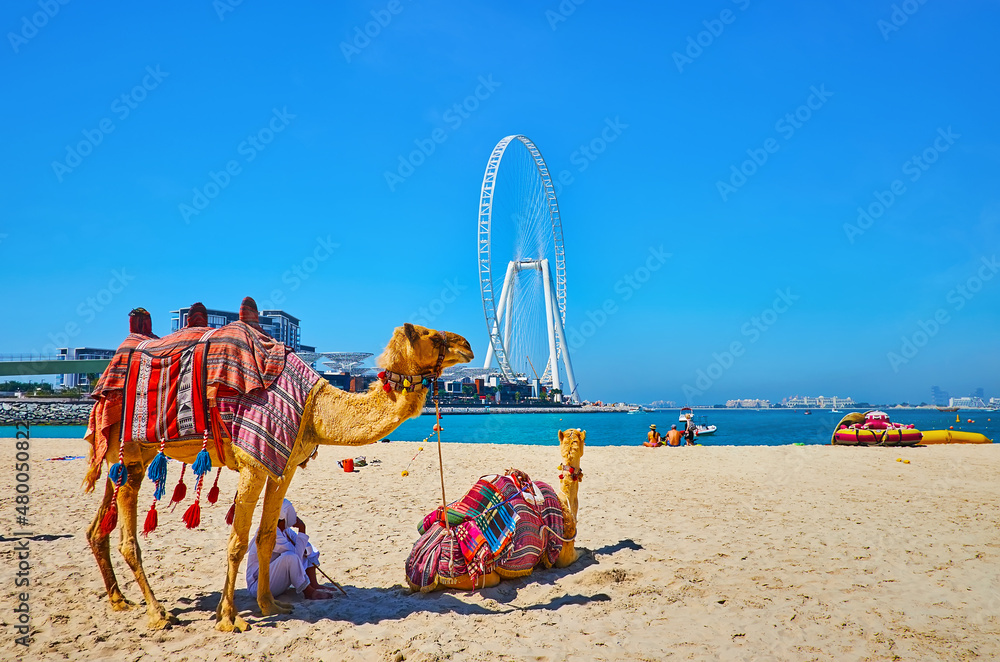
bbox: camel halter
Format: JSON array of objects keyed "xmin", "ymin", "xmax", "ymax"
[{"xmin": 376, "ymin": 333, "xmax": 448, "ymax": 394}]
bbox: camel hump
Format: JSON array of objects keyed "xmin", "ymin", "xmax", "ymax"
[
  {"xmin": 240, "ymin": 296, "xmax": 264, "ymax": 332},
  {"xmin": 129, "ymin": 307, "xmax": 153, "ymax": 336},
  {"xmin": 187, "ymin": 302, "xmax": 208, "ymax": 328}
]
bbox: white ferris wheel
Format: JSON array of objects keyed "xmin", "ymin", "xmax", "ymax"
[{"xmin": 477, "ymin": 135, "xmax": 579, "ymax": 402}]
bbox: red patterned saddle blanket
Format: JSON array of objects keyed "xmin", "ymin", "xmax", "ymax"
[{"xmin": 86, "ymin": 322, "xmax": 290, "ymax": 486}]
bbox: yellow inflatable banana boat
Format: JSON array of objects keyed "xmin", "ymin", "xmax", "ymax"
[{"xmin": 919, "ymin": 430, "xmax": 993, "ymax": 444}]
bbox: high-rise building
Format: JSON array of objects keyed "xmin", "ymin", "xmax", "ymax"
[
  {"xmin": 169, "ymin": 306, "xmax": 314, "ymax": 352},
  {"xmin": 931, "ymin": 386, "xmax": 950, "ymax": 406},
  {"xmin": 974, "ymin": 387, "xmax": 985, "ymax": 400}
]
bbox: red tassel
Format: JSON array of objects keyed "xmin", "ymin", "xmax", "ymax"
[
  {"xmin": 225, "ymin": 501, "xmax": 236, "ymax": 526},
  {"xmin": 100, "ymin": 502, "xmax": 119, "ymax": 536},
  {"xmin": 169, "ymin": 464, "xmax": 188, "ymax": 509},
  {"xmin": 382, "ymin": 382, "xmax": 393, "ymax": 393},
  {"xmin": 143, "ymin": 502, "xmax": 158, "ymax": 536},
  {"xmin": 207, "ymin": 467, "xmax": 222, "ymax": 504},
  {"xmin": 182, "ymin": 500, "xmax": 201, "ymax": 529},
  {"xmin": 377, "ymin": 371, "xmax": 386, "ymax": 381}
]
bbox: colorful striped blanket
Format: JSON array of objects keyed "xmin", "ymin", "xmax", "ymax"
[
  {"xmin": 217, "ymin": 352, "xmax": 322, "ymax": 479},
  {"xmin": 85, "ymin": 322, "xmax": 299, "ymax": 488},
  {"xmin": 405, "ymin": 474, "xmax": 565, "ymax": 591}
]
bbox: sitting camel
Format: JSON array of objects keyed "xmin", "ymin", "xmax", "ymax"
[
  {"xmin": 405, "ymin": 428, "xmax": 584, "ymax": 591},
  {"xmin": 84, "ymin": 320, "xmax": 472, "ymax": 632}
]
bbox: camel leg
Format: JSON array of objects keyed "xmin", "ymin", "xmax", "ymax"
[
  {"xmin": 448, "ymin": 571, "xmax": 502, "ymax": 591},
  {"xmin": 86, "ymin": 477, "xmax": 135, "ymax": 611},
  {"xmin": 254, "ymin": 470, "xmax": 298, "ymax": 616},
  {"xmin": 216, "ymin": 467, "xmax": 266, "ymax": 633},
  {"xmin": 117, "ymin": 461, "xmax": 177, "ymax": 630}
]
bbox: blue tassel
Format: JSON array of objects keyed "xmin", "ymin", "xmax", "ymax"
[
  {"xmin": 192, "ymin": 449, "xmax": 212, "ymax": 477},
  {"xmin": 148, "ymin": 452, "xmax": 168, "ymax": 500},
  {"xmin": 422, "ymin": 378, "xmax": 431, "ymax": 387},
  {"xmin": 109, "ymin": 462, "xmax": 128, "ymax": 487}
]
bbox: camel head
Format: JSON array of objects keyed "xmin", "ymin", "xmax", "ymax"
[
  {"xmin": 376, "ymin": 323, "xmax": 474, "ymax": 375},
  {"xmin": 557, "ymin": 428, "xmax": 586, "ymax": 466}
]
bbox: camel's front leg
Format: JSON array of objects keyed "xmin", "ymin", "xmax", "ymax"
[
  {"xmin": 86, "ymin": 476, "xmax": 134, "ymax": 611},
  {"xmin": 216, "ymin": 467, "xmax": 266, "ymax": 632},
  {"xmin": 255, "ymin": 470, "xmax": 297, "ymax": 616},
  {"xmin": 118, "ymin": 461, "xmax": 177, "ymax": 629}
]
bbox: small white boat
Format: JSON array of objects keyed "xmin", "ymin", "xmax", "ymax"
[{"xmin": 679, "ymin": 407, "xmax": 717, "ymax": 435}]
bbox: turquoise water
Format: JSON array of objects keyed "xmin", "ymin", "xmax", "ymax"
[{"xmin": 8, "ymin": 409, "xmax": 995, "ymax": 446}]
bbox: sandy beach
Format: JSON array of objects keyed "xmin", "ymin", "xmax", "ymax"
[{"xmin": 1, "ymin": 437, "xmax": 998, "ymax": 661}]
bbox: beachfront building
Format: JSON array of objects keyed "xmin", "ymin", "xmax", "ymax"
[
  {"xmin": 56, "ymin": 347, "xmax": 116, "ymax": 390},
  {"xmin": 169, "ymin": 306, "xmax": 315, "ymax": 352},
  {"xmin": 989, "ymin": 398, "xmax": 1000, "ymax": 408},
  {"xmin": 949, "ymin": 396, "xmax": 986, "ymax": 408},
  {"xmin": 785, "ymin": 395, "xmax": 855, "ymax": 409},
  {"xmin": 725, "ymin": 398, "xmax": 772, "ymax": 408}
]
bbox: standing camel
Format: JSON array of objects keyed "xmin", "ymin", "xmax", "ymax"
[{"xmin": 84, "ymin": 322, "xmax": 472, "ymax": 632}]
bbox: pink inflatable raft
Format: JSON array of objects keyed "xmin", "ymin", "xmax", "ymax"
[{"xmin": 833, "ymin": 410, "xmax": 922, "ymax": 446}]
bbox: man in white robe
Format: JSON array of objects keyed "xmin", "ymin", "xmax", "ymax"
[{"xmin": 246, "ymin": 499, "xmax": 334, "ymax": 600}]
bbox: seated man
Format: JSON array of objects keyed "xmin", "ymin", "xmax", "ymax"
[
  {"xmin": 665, "ymin": 424, "xmax": 683, "ymax": 447},
  {"xmin": 246, "ymin": 499, "xmax": 334, "ymax": 600}
]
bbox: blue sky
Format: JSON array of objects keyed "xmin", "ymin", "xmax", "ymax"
[{"xmin": 2, "ymin": 1, "xmax": 998, "ymax": 405}]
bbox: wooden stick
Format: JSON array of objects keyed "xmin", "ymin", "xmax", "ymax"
[{"xmin": 311, "ymin": 563, "xmax": 347, "ymax": 596}]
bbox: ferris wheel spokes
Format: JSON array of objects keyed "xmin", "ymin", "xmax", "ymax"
[{"xmin": 482, "ymin": 258, "xmax": 578, "ymax": 397}]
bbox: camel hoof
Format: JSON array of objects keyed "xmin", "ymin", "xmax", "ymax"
[
  {"xmin": 216, "ymin": 615, "xmax": 250, "ymax": 633},
  {"xmin": 110, "ymin": 596, "xmax": 136, "ymax": 611},
  {"xmin": 259, "ymin": 599, "xmax": 293, "ymax": 616},
  {"xmin": 147, "ymin": 612, "xmax": 177, "ymax": 630}
]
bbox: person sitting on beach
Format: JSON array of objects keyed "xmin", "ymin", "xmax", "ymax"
[
  {"xmin": 643, "ymin": 424, "xmax": 661, "ymax": 447},
  {"xmin": 665, "ymin": 424, "xmax": 683, "ymax": 447},
  {"xmin": 246, "ymin": 499, "xmax": 335, "ymax": 600}
]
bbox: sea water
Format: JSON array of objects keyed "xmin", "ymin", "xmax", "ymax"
[{"xmin": 6, "ymin": 409, "xmax": 995, "ymax": 447}]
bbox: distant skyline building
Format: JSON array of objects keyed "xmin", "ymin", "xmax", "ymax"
[
  {"xmin": 974, "ymin": 387, "xmax": 984, "ymax": 399},
  {"xmin": 57, "ymin": 347, "xmax": 116, "ymax": 390},
  {"xmin": 949, "ymin": 396, "xmax": 986, "ymax": 408},
  {"xmin": 785, "ymin": 395, "xmax": 855, "ymax": 408},
  {"xmin": 169, "ymin": 306, "xmax": 314, "ymax": 353},
  {"xmin": 931, "ymin": 386, "xmax": 950, "ymax": 406},
  {"xmin": 725, "ymin": 398, "xmax": 771, "ymax": 408}
]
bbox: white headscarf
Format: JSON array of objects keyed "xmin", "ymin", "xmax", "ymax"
[{"xmin": 279, "ymin": 499, "xmax": 297, "ymax": 526}]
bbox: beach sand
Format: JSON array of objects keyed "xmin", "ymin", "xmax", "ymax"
[{"xmin": 1, "ymin": 437, "xmax": 998, "ymax": 661}]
